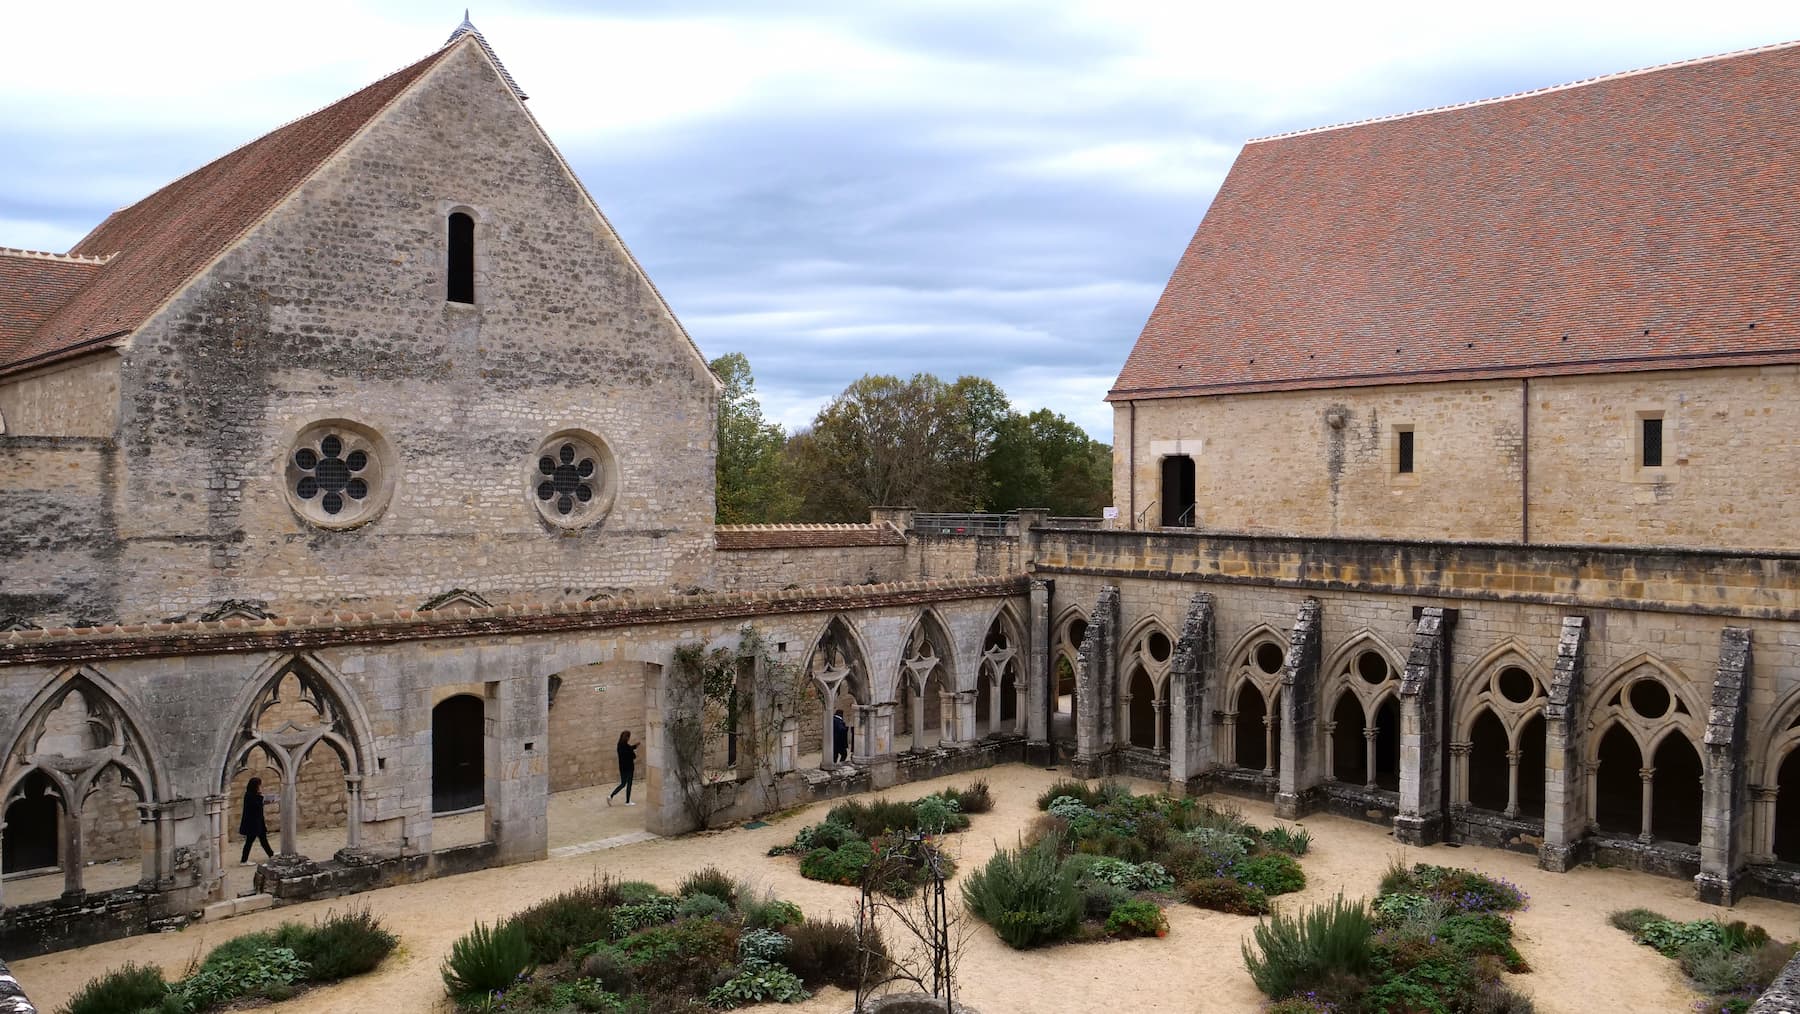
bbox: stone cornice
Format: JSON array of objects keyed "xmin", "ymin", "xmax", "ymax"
[{"xmin": 0, "ymin": 577, "xmax": 1028, "ymax": 666}]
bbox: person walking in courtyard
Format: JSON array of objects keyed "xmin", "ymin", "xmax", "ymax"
[
  {"xmin": 609, "ymin": 729, "xmax": 637, "ymax": 805},
  {"xmin": 833, "ymin": 710, "xmax": 850, "ymax": 764},
  {"xmin": 239, "ymin": 777, "xmax": 274, "ymax": 864}
]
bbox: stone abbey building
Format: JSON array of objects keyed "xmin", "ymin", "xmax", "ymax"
[{"xmin": 1, "ymin": 23, "xmax": 1798, "ymax": 956}]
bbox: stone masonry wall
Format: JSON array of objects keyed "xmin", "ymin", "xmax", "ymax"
[
  {"xmin": 545, "ymin": 660, "xmax": 648, "ymax": 792},
  {"xmin": 715, "ymin": 545, "xmax": 905, "ymax": 592},
  {"xmin": 0, "ymin": 439, "xmax": 117, "ymax": 625},
  {"xmin": 5, "ymin": 42, "xmax": 718, "ymax": 629},
  {"xmin": 0, "ymin": 357, "xmax": 119, "ymax": 438},
  {"xmin": 1116, "ymin": 365, "xmax": 1800, "ymax": 551}
]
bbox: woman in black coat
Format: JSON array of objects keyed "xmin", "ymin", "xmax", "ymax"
[
  {"xmin": 609, "ymin": 730, "xmax": 637, "ymax": 806},
  {"xmin": 239, "ymin": 776, "xmax": 275, "ymax": 864}
]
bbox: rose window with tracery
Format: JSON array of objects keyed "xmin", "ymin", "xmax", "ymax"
[
  {"xmin": 283, "ymin": 422, "xmax": 392, "ymax": 529},
  {"xmin": 529, "ymin": 430, "xmax": 617, "ymax": 528}
]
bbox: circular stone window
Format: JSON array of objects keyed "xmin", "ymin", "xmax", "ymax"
[
  {"xmin": 530, "ymin": 430, "xmax": 617, "ymax": 528},
  {"xmin": 1255, "ymin": 641, "xmax": 1286, "ymax": 675},
  {"xmin": 1357, "ymin": 650, "xmax": 1390, "ymax": 685},
  {"xmin": 284, "ymin": 421, "xmax": 393, "ymax": 529}
]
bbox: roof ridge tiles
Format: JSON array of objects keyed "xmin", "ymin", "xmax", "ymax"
[
  {"xmin": 1249, "ymin": 38, "xmax": 1800, "ymax": 144},
  {"xmin": 0, "ymin": 247, "xmax": 113, "ymax": 264}
]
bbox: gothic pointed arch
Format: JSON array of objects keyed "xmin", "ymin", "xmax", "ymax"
[
  {"xmin": 1, "ymin": 667, "xmax": 166, "ymax": 892},
  {"xmin": 802, "ymin": 615, "xmax": 873, "ymax": 706},
  {"xmin": 212, "ymin": 654, "xmax": 374, "ymax": 857},
  {"xmin": 1583, "ymin": 653, "xmax": 1706, "ymax": 845},
  {"xmin": 976, "ymin": 603, "xmax": 1026, "ymax": 733},
  {"xmin": 896, "ymin": 609, "xmax": 957, "ymax": 748}
]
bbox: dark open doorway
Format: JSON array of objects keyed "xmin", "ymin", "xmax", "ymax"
[
  {"xmin": 432, "ymin": 694, "xmax": 485, "ymax": 813},
  {"xmin": 1161, "ymin": 455, "xmax": 1196, "ymax": 527}
]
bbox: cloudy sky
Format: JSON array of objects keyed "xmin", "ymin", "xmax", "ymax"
[{"xmin": 4, "ymin": 2, "xmax": 1795, "ymax": 440}]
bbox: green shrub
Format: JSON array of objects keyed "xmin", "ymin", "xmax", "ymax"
[
  {"xmin": 781, "ymin": 918, "xmax": 887, "ymax": 991},
  {"xmin": 737, "ymin": 927, "xmax": 789, "ymax": 965},
  {"xmin": 1263, "ymin": 826, "xmax": 1313, "ymax": 856},
  {"xmin": 1365, "ymin": 936, "xmax": 1472, "ymax": 1013},
  {"xmin": 798, "ymin": 839, "xmax": 875, "ymax": 885},
  {"xmin": 615, "ymin": 880, "xmax": 667, "ymax": 904},
  {"xmin": 1037, "ymin": 778, "xmax": 1103, "ymax": 810},
  {"xmin": 622, "ymin": 918, "xmax": 737, "ymax": 995},
  {"xmin": 827, "ymin": 798, "xmax": 920, "ymax": 839},
  {"xmin": 1379, "ymin": 854, "xmax": 1418, "ymax": 895},
  {"xmin": 1081, "ymin": 879, "xmax": 1131, "ymax": 919},
  {"xmin": 285, "ymin": 906, "xmax": 398, "ymax": 980},
  {"xmin": 1242, "ymin": 893, "xmax": 1373, "ymax": 999},
  {"xmin": 962, "ymin": 838, "xmax": 1081, "ymax": 949},
  {"xmin": 576, "ymin": 945, "xmax": 637, "ymax": 995},
  {"xmin": 1186, "ymin": 800, "xmax": 1252, "ymax": 836},
  {"xmin": 1410, "ymin": 864, "xmax": 1527, "ymax": 912},
  {"xmin": 678, "ymin": 893, "xmax": 732, "ymax": 921},
  {"xmin": 1638, "ymin": 918, "xmax": 1726, "ymax": 957},
  {"xmin": 1438, "ymin": 912, "xmax": 1527, "ymax": 972},
  {"xmin": 197, "ymin": 930, "xmax": 278, "ymax": 970},
  {"xmin": 1372, "ymin": 892, "xmax": 1451, "ymax": 940},
  {"xmin": 792, "ymin": 820, "xmax": 855, "ymax": 852},
  {"xmin": 59, "ymin": 963, "xmax": 169, "ymax": 1014},
  {"xmin": 508, "ymin": 882, "xmax": 619, "ymax": 964},
  {"xmin": 1046, "ymin": 795, "xmax": 1096, "ymax": 822},
  {"xmin": 610, "ymin": 896, "xmax": 681, "ymax": 938},
  {"xmin": 912, "ymin": 794, "xmax": 968, "ymax": 835},
  {"xmin": 177, "ymin": 945, "xmax": 309, "ymax": 1010},
  {"xmin": 1182, "ymin": 877, "xmax": 1270, "ymax": 916},
  {"xmin": 738, "ymin": 893, "xmax": 803, "ymax": 931},
  {"xmin": 1608, "ymin": 907, "xmax": 1668, "ymax": 935},
  {"xmin": 1232, "ymin": 853, "xmax": 1305, "ymax": 896},
  {"xmin": 680, "ymin": 866, "xmax": 737, "ymax": 905},
  {"xmin": 943, "ymin": 780, "xmax": 993, "ymax": 814},
  {"xmin": 1104, "ymin": 899, "xmax": 1168, "ymax": 938},
  {"xmin": 1081, "ymin": 856, "xmax": 1174, "ymax": 892},
  {"xmin": 1721, "ymin": 920, "xmax": 1771, "ymax": 953},
  {"xmin": 1184, "ymin": 826, "xmax": 1253, "ymax": 872},
  {"xmin": 1679, "ymin": 939, "xmax": 1756, "ymax": 996},
  {"xmin": 1266, "ymin": 997, "xmax": 1335, "ymax": 1014},
  {"xmin": 705, "ymin": 961, "xmax": 810, "ymax": 1008},
  {"xmin": 442, "ymin": 920, "xmax": 532, "ymax": 997}
]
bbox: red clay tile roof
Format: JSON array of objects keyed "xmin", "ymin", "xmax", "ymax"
[
  {"xmin": 0, "ymin": 250, "xmax": 106, "ymax": 365},
  {"xmin": 715, "ymin": 524, "xmax": 908, "ymax": 551},
  {"xmin": 0, "ymin": 42, "xmax": 461, "ymax": 376},
  {"xmin": 1111, "ymin": 40, "xmax": 1800, "ymax": 401}
]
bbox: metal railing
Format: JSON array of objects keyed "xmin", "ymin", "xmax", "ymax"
[{"xmin": 912, "ymin": 513, "xmax": 1011, "ymax": 536}]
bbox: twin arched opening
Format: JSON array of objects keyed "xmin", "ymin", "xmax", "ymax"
[
  {"xmin": 1584, "ymin": 660, "xmax": 1705, "ymax": 846},
  {"xmin": 1323, "ymin": 642, "xmax": 1402, "ymax": 791}
]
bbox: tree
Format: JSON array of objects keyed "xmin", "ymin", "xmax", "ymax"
[
  {"xmin": 986, "ymin": 408, "xmax": 1113, "ymax": 516},
  {"xmin": 712, "ymin": 353, "xmax": 798, "ymax": 524},
  {"xmin": 786, "ymin": 373, "xmax": 996, "ymax": 520}
]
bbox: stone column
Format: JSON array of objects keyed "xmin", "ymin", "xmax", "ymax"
[
  {"xmin": 1638, "ymin": 768, "xmax": 1657, "ymax": 843},
  {"xmin": 1167, "ymin": 592, "xmax": 1216, "ymax": 795},
  {"xmin": 1074, "ymin": 587, "xmax": 1120, "ymax": 776},
  {"xmin": 951, "ymin": 689, "xmax": 975, "ymax": 745},
  {"xmin": 857, "ymin": 703, "xmax": 880, "ymax": 760},
  {"xmin": 1450, "ymin": 742, "xmax": 1472, "ymax": 807},
  {"xmin": 1014, "ymin": 681, "xmax": 1029, "ymax": 736},
  {"xmin": 277, "ymin": 763, "xmax": 300, "ymax": 856},
  {"xmin": 1396, "ymin": 606, "xmax": 1451, "ymax": 845},
  {"xmin": 1539, "ymin": 616, "xmax": 1589, "ymax": 872},
  {"xmin": 818, "ymin": 682, "xmax": 838, "ymax": 767},
  {"xmin": 909, "ymin": 689, "xmax": 926, "ymax": 751},
  {"xmin": 1153, "ymin": 700, "xmax": 1167, "ymax": 753},
  {"xmin": 871, "ymin": 702, "xmax": 895, "ymax": 756},
  {"xmin": 204, "ymin": 793, "xmax": 227, "ymax": 893},
  {"xmin": 1505, "ymin": 749, "xmax": 1523, "ymax": 819},
  {"xmin": 344, "ymin": 776, "xmax": 364, "ymax": 848},
  {"xmin": 1751, "ymin": 785, "xmax": 1779, "ymax": 862},
  {"xmin": 1026, "ymin": 579, "xmax": 1053, "ymax": 747},
  {"xmin": 1363, "ymin": 727, "xmax": 1379, "ymax": 791},
  {"xmin": 1275, "ymin": 598, "xmax": 1323, "ymax": 819},
  {"xmin": 1697, "ymin": 627, "xmax": 1752, "ymax": 904}
]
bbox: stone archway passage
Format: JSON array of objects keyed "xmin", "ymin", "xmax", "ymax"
[
  {"xmin": 2, "ymin": 772, "xmax": 58, "ymax": 873},
  {"xmin": 432, "ymin": 695, "xmax": 485, "ymax": 814},
  {"xmin": 1651, "ymin": 735, "xmax": 1703, "ymax": 845},
  {"xmin": 1128, "ymin": 668, "xmax": 1157, "ymax": 748},
  {"xmin": 1776, "ymin": 749, "xmax": 1800, "ymax": 863}
]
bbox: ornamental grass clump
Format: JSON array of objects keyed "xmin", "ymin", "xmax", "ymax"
[
  {"xmin": 59, "ymin": 963, "xmax": 170, "ymax": 1014},
  {"xmin": 1242, "ymin": 893, "xmax": 1373, "ymax": 1000},
  {"xmin": 962, "ymin": 836, "xmax": 1082, "ymax": 949},
  {"xmin": 442, "ymin": 920, "xmax": 533, "ymax": 999}
]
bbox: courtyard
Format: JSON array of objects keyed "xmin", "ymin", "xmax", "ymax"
[{"xmin": 16, "ymin": 762, "xmax": 1786, "ymax": 1013}]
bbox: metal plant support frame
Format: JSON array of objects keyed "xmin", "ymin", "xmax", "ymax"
[{"xmin": 855, "ymin": 832, "xmax": 958, "ymax": 1013}]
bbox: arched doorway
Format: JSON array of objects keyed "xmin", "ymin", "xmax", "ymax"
[
  {"xmin": 433, "ymin": 695, "xmax": 485, "ymax": 813},
  {"xmin": 2, "ymin": 771, "xmax": 59, "ymax": 873},
  {"xmin": 1331, "ymin": 692, "xmax": 1366, "ymax": 784},
  {"xmin": 1467, "ymin": 709, "xmax": 1510, "ymax": 812},
  {"xmin": 1128, "ymin": 667, "xmax": 1156, "ymax": 748},
  {"xmin": 1776, "ymin": 749, "xmax": 1800, "ymax": 863},
  {"xmin": 1595, "ymin": 725, "xmax": 1643, "ymax": 836},
  {"xmin": 1651, "ymin": 734, "xmax": 1703, "ymax": 845}
]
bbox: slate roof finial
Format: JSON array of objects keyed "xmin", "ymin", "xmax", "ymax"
[{"xmin": 443, "ymin": 8, "xmax": 528, "ymax": 99}]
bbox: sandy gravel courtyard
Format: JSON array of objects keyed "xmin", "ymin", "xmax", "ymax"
[{"xmin": 14, "ymin": 763, "xmax": 1798, "ymax": 1013}]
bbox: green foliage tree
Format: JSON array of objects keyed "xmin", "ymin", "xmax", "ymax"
[
  {"xmin": 986, "ymin": 408, "xmax": 1113, "ymax": 516},
  {"xmin": 712, "ymin": 352, "xmax": 799, "ymax": 524}
]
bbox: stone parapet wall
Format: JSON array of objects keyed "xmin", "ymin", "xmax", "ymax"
[
  {"xmin": 716, "ymin": 543, "xmax": 906, "ymax": 592},
  {"xmin": 0, "ymin": 437, "xmax": 118, "ymax": 626},
  {"xmin": 1034, "ymin": 528, "xmax": 1800, "ymax": 620}
]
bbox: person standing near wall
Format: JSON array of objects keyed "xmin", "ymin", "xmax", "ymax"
[
  {"xmin": 239, "ymin": 777, "xmax": 275, "ymax": 864},
  {"xmin": 609, "ymin": 730, "xmax": 637, "ymax": 805},
  {"xmin": 833, "ymin": 710, "xmax": 850, "ymax": 764}
]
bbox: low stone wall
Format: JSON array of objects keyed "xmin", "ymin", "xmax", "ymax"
[
  {"xmin": 1316, "ymin": 784, "xmax": 1400, "ymax": 825},
  {"xmin": 1587, "ymin": 835, "xmax": 1702, "ymax": 881},
  {"xmin": 0, "ymin": 884, "xmax": 188, "ymax": 960},
  {"xmin": 253, "ymin": 848, "xmax": 437, "ymax": 903},
  {"xmin": 1449, "ymin": 809, "xmax": 1545, "ymax": 857},
  {"xmin": 0, "ymin": 958, "xmax": 36, "ymax": 1014},
  {"xmin": 1753, "ymin": 947, "xmax": 1800, "ymax": 1013}
]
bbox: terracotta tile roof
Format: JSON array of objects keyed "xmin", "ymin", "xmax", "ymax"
[
  {"xmin": 0, "ymin": 249, "xmax": 106, "ymax": 365},
  {"xmin": 1111, "ymin": 40, "xmax": 1800, "ymax": 401},
  {"xmin": 716, "ymin": 524, "xmax": 908, "ymax": 551},
  {"xmin": 0, "ymin": 42, "xmax": 462, "ymax": 376}
]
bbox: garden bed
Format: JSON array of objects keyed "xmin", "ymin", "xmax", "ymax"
[
  {"xmin": 1608, "ymin": 908, "xmax": 1799, "ymax": 1013},
  {"xmin": 441, "ymin": 868, "xmax": 885, "ymax": 1012},
  {"xmin": 767, "ymin": 782, "xmax": 993, "ymax": 897},
  {"xmin": 57, "ymin": 906, "xmax": 397, "ymax": 1014},
  {"xmin": 1242, "ymin": 858, "xmax": 1533, "ymax": 1012}
]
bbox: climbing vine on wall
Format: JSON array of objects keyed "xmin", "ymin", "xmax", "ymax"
[{"xmin": 669, "ymin": 624, "xmax": 812, "ymax": 829}]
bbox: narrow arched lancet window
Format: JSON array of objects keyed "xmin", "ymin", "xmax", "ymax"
[{"xmin": 447, "ymin": 212, "xmax": 475, "ymax": 303}]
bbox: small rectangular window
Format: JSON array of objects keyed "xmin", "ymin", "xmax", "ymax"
[
  {"xmin": 1397, "ymin": 429, "xmax": 1415, "ymax": 474},
  {"xmin": 1641, "ymin": 416, "xmax": 1663, "ymax": 468}
]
